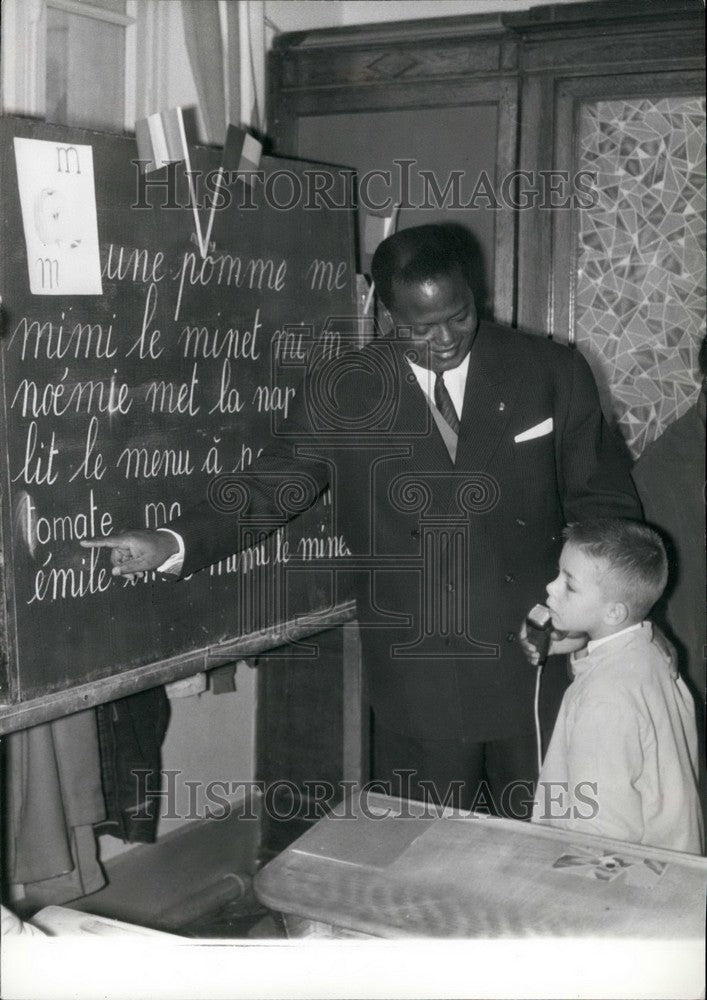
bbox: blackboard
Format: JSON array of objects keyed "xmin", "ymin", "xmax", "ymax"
[{"xmin": 0, "ymin": 116, "xmax": 357, "ymax": 709}]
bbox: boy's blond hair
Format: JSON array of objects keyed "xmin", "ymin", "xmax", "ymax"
[{"xmin": 563, "ymin": 518, "xmax": 668, "ymax": 621}]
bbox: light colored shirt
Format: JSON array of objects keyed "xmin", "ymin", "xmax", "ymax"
[
  {"xmin": 156, "ymin": 527, "xmax": 184, "ymax": 575},
  {"xmin": 533, "ymin": 621, "xmax": 703, "ymax": 854},
  {"xmin": 406, "ymin": 351, "xmax": 470, "ymax": 421},
  {"xmin": 585, "ymin": 621, "xmax": 643, "ymax": 654}
]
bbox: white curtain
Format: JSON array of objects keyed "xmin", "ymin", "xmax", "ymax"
[{"xmin": 180, "ymin": 0, "xmax": 265, "ymax": 145}]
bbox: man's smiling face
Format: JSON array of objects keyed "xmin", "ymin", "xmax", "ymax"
[{"xmin": 388, "ymin": 269, "xmax": 478, "ymax": 374}]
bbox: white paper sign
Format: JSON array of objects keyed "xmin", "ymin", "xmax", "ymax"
[{"xmin": 13, "ymin": 137, "xmax": 103, "ymax": 295}]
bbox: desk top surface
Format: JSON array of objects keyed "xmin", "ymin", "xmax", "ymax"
[{"xmin": 255, "ymin": 793, "xmax": 707, "ymax": 939}]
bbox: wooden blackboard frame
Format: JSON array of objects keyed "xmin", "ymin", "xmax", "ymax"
[{"xmin": 0, "ymin": 599, "xmax": 357, "ymax": 735}]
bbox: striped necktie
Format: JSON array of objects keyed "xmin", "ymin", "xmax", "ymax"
[{"xmin": 434, "ymin": 371, "xmax": 460, "ymax": 436}]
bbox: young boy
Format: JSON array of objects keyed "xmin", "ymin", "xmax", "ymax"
[{"xmin": 529, "ymin": 518, "xmax": 703, "ymax": 854}]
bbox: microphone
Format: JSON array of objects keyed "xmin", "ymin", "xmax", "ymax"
[{"xmin": 525, "ymin": 604, "xmax": 553, "ymax": 664}]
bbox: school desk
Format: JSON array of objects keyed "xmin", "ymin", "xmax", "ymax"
[{"xmin": 254, "ymin": 792, "xmax": 707, "ymax": 939}]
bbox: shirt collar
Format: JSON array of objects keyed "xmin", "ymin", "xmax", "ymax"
[
  {"xmin": 584, "ymin": 621, "xmax": 645, "ymax": 655},
  {"xmin": 405, "ymin": 352, "xmax": 470, "ymax": 417}
]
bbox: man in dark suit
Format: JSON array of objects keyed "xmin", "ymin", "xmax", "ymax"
[{"xmin": 85, "ymin": 225, "xmax": 641, "ymax": 814}]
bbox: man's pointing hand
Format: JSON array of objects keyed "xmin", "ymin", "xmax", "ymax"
[{"xmin": 81, "ymin": 529, "xmax": 178, "ymax": 577}]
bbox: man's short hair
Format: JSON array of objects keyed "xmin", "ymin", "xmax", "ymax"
[
  {"xmin": 563, "ymin": 518, "xmax": 668, "ymax": 620},
  {"xmin": 370, "ymin": 224, "xmax": 474, "ymax": 309}
]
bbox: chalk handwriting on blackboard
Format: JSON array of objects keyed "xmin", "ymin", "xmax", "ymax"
[
  {"xmin": 11, "ymin": 370, "xmax": 132, "ymax": 418},
  {"xmin": 2, "ymin": 118, "xmax": 356, "ymax": 703},
  {"xmin": 9, "ymin": 314, "xmax": 118, "ymax": 360},
  {"xmin": 173, "ymin": 252, "xmax": 287, "ymax": 321},
  {"xmin": 103, "ymin": 245, "xmax": 165, "ymax": 283},
  {"xmin": 179, "ymin": 311, "xmax": 261, "ymax": 360},
  {"xmin": 307, "ymin": 259, "xmax": 347, "ymax": 291},
  {"xmin": 8, "ymin": 252, "xmax": 354, "ymax": 605},
  {"xmin": 11, "ymin": 422, "xmax": 60, "ymax": 485}
]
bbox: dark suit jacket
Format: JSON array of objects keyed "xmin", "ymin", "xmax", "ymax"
[{"xmin": 173, "ymin": 322, "xmax": 641, "ymax": 743}]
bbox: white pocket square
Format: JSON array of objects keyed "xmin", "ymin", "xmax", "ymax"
[{"xmin": 514, "ymin": 417, "xmax": 553, "ymax": 443}]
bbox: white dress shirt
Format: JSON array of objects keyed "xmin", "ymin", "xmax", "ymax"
[{"xmin": 405, "ymin": 351, "xmax": 470, "ymax": 421}]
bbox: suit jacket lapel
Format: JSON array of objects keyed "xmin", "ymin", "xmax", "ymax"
[
  {"xmin": 385, "ymin": 330, "xmax": 523, "ymax": 523},
  {"xmin": 455, "ymin": 322, "xmax": 523, "ymax": 473},
  {"xmin": 392, "ymin": 345, "xmax": 455, "ymax": 472}
]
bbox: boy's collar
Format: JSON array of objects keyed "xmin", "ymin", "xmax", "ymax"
[
  {"xmin": 586, "ymin": 620, "xmax": 645, "ymax": 653},
  {"xmin": 576, "ymin": 621, "xmax": 646, "ymax": 659}
]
